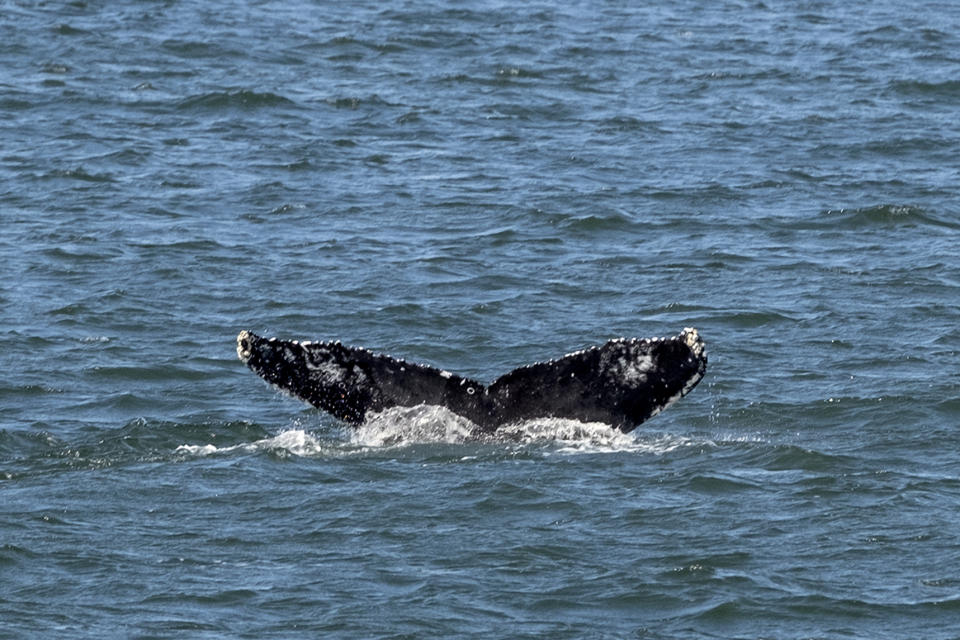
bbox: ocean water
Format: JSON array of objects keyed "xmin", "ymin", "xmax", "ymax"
[{"xmin": 2, "ymin": 0, "xmax": 960, "ymax": 637}]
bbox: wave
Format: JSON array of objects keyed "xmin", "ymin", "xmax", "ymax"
[
  {"xmin": 41, "ymin": 167, "xmax": 115, "ymax": 183},
  {"xmin": 322, "ymin": 94, "xmax": 399, "ymax": 110},
  {"xmin": 890, "ymin": 79, "xmax": 960, "ymax": 99},
  {"xmin": 548, "ymin": 210, "xmax": 636, "ymax": 232},
  {"xmin": 176, "ymin": 90, "xmax": 296, "ymax": 111},
  {"xmin": 0, "ymin": 419, "xmax": 270, "ymax": 480},
  {"xmin": 819, "ymin": 204, "xmax": 959, "ymax": 230}
]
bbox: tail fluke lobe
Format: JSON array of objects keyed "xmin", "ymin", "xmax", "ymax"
[
  {"xmin": 486, "ymin": 328, "xmax": 706, "ymax": 432},
  {"xmin": 237, "ymin": 331, "xmax": 488, "ymax": 426}
]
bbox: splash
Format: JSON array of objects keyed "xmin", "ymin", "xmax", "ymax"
[
  {"xmin": 351, "ymin": 405, "xmax": 699, "ymax": 455},
  {"xmin": 350, "ymin": 405, "xmax": 478, "ymax": 447},
  {"xmin": 175, "ymin": 407, "xmax": 709, "ymax": 459}
]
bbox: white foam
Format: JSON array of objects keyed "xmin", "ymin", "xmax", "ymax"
[
  {"xmin": 351, "ymin": 405, "xmax": 701, "ymax": 455},
  {"xmin": 495, "ymin": 418, "xmax": 697, "ymax": 455},
  {"xmin": 175, "ymin": 429, "xmax": 325, "ymax": 457}
]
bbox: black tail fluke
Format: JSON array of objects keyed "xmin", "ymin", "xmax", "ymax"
[{"xmin": 237, "ymin": 328, "xmax": 706, "ymax": 433}]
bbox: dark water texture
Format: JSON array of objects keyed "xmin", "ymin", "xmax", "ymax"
[{"xmin": 2, "ymin": 1, "xmax": 960, "ymax": 638}]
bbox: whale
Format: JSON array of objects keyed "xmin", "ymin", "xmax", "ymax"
[{"xmin": 236, "ymin": 328, "xmax": 706, "ymax": 434}]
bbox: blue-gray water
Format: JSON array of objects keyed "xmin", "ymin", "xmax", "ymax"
[{"xmin": 2, "ymin": 1, "xmax": 960, "ymax": 638}]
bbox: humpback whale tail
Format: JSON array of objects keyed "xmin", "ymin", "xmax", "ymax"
[{"xmin": 237, "ymin": 328, "xmax": 706, "ymax": 434}]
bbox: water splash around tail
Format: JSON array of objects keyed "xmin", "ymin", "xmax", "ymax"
[{"xmin": 174, "ymin": 404, "xmax": 707, "ymax": 459}]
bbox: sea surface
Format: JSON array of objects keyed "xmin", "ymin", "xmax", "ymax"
[{"xmin": 2, "ymin": 1, "xmax": 960, "ymax": 638}]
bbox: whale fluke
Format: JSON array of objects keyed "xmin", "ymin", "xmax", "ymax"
[{"xmin": 237, "ymin": 328, "xmax": 707, "ymax": 433}]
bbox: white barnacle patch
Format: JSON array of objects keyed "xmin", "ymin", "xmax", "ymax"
[
  {"xmin": 622, "ymin": 354, "xmax": 656, "ymax": 386},
  {"xmin": 439, "ymin": 370, "xmax": 453, "ymax": 379},
  {"xmin": 236, "ymin": 331, "xmax": 254, "ymax": 360},
  {"xmin": 603, "ymin": 344, "xmax": 657, "ymax": 388},
  {"xmin": 681, "ymin": 327, "xmax": 704, "ymax": 357},
  {"xmin": 318, "ymin": 361, "xmax": 349, "ymax": 385},
  {"xmin": 303, "ymin": 347, "xmax": 350, "ymax": 385},
  {"xmin": 350, "ymin": 364, "xmax": 368, "ymax": 384}
]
